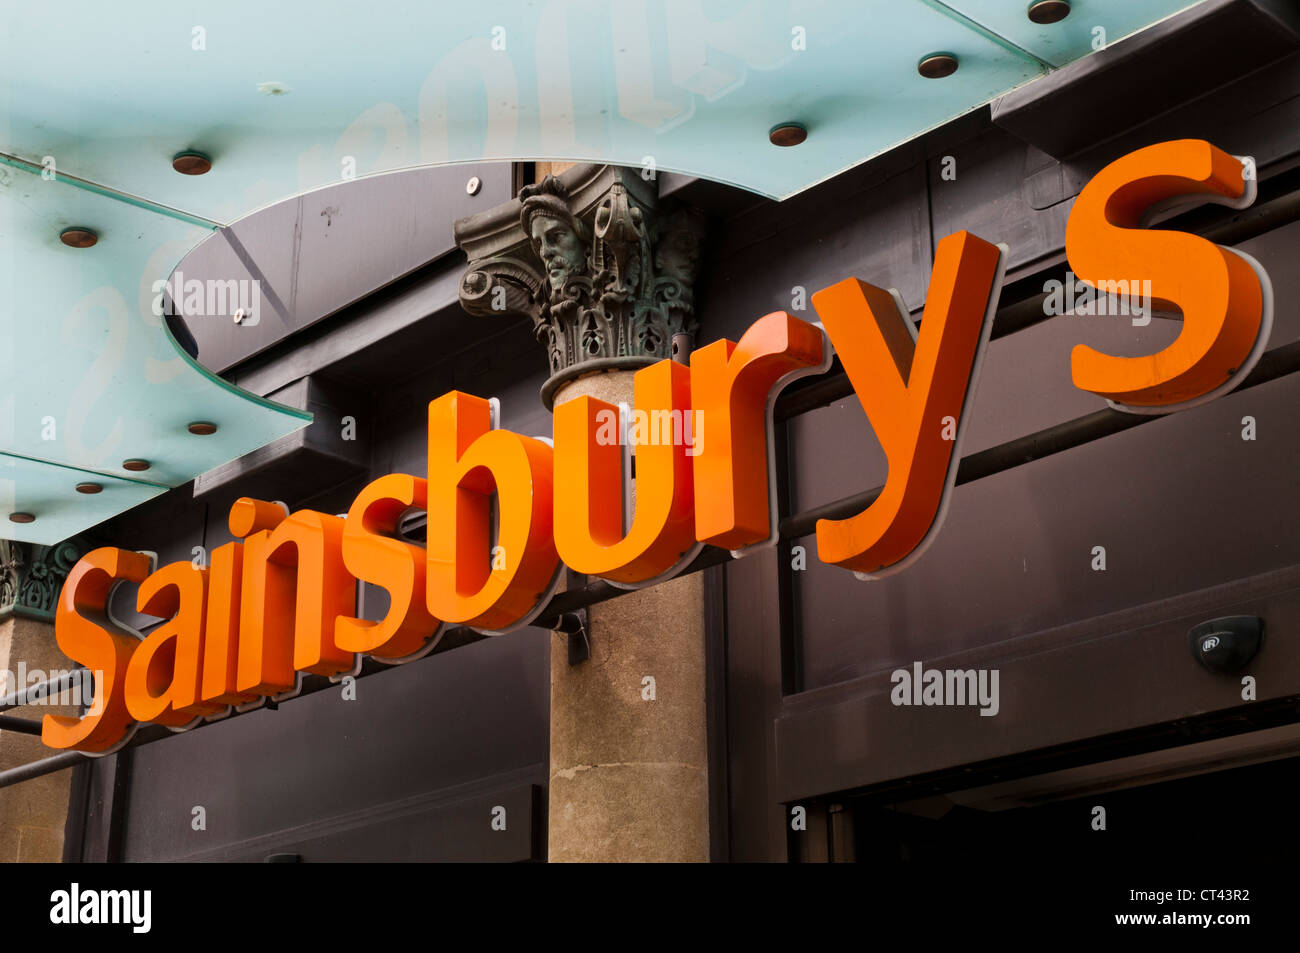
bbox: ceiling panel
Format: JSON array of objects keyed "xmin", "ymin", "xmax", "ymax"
[{"xmin": 0, "ymin": 0, "xmax": 1207, "ymax": 543}]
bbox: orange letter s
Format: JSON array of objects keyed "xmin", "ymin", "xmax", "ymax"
[
  {"xmin": 338, "ymin": 473, "xmax": 442, "ymax": 659},
  {"xmin": 1066, "ymin": 139, "xmax": 1268, "ymax": 410},
  {"xmin": 43, "ymin": 548, "xmax": 151, "ymax": 753}
]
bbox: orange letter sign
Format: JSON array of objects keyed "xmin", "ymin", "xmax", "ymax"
[
  {"xmin": 338, "ymin": 473, "xmax": 442, "ymax": 658},
  {"xmin": 125, "ymin": 560, "xmax": 218, "ymax": 726},
  {"xmin": 1066, "ymin": 139, "xmax": 1266, "ymax": 408},
  {"xmin": 690, "ymin": 312, "xmax": 825, "ymax": 550},
  {"xmin": 812, "ymin": 231, "xmax": 1004, "ymax": 575},
  {"xmin": 233, "ymin": 499, "xmax": 356, "ymax": 695},
  {"xmin": 200, "ymin": 541, "xmax": 254, "ymax": 706},
  {"xmin": 553, "ymin": 359, "xmax": 696, "ymax": 582},
  {"xmin": 43, "ymin": 547, "xmax": 151, "ymax": 753},
  {"xmin": 426, "ymin": 393, "xmax": 559, "ymax": 630}
]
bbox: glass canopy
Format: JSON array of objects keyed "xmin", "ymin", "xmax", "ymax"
[{"xmin": 0, "ymin": 0, "xmax": 1203, "ymax": 544}]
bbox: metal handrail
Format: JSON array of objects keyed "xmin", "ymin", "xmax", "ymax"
[
  {"xmin": 0, "ymin": 714, "xmax": 43, "ymax": 735},
  {"xmin": 0, "ymin": 668, "xmax": 87, "ymax": 713}
]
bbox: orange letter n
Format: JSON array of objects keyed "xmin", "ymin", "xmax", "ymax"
[{"xmin": 233, "ymin": 498, "xmax": 355, "ymax": 695}]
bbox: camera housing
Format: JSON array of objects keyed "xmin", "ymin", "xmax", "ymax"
[{"xmin": 1188, "ymin": 616, "xmax": 1264, "ymax": 674}]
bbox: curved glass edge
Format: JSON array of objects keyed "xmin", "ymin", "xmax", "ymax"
[
  {"xmin": 0, "ymin": 159, "xmax": 313, "ymax": 487},
  {"xmin": 0, "ymin": 452, "xmax": 169, "ymax": 546}
]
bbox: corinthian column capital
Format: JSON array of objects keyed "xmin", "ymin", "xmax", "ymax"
[{"xmin": 454, "ymin": 165, "xmax": 707, "ymax": 408}]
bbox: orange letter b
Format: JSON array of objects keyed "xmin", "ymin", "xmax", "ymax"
[{"xmin": 426, "ymin": 393, "xmax": 559, "ymax": 630}]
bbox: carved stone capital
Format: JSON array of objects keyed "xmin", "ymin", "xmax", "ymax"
[
  {"xmin": 454, "ymin": 165, "xmax": 707, "ymax": 408},
  {"xmin": 0, "ymin": 537, "xmax": 88, "ymax": 623}
]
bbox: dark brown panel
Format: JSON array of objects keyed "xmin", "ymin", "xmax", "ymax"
[
  {"xmin": 775, "ymin": 561, "xmax": 1300, "ymax": 802},
  {"xmin": 794, "ymin": 368, "xmax": 1300, "ymax": 690},
  {"xmin": 722, "ymin": 547, "xmax": 788, "ymax": 862},
  {"xmin": 178, "ymin": 164, "xmax": 514, "ymax": 372},
  {"xmin": 162, "ymin": 781, "xmax": 541, "ymax": 862},
  {"xmin": 991, "ymin": 0, "xmax": 1300, "ymax": 160},
  {"xmin": 697, "ymin": 162, "xmax": 932, "ymax": 347},
  {"xmin": 119, "ymin": 633, "xmax": 549, "ymax": 861}
]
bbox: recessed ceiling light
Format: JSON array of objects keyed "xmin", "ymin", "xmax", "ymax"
[
  {"xmin": 122, "ymin": 459, "xmax": 151, "ymax": 472},
  {"xmin": 187, "ymin": 421, "xmax": 218, "ymax": 435},
  {"xmin": 918, "ymin": 53, "xmax": 959, "ymax": 79},
  {"xmin": 76, "ymin": 482, "xmax": 103, "ymax": 494},
  {"xmin": 257, "ymin": 81, "xmax": 291, "ymax": 96},
  {"xmin": 59, "ymin": 227, "xmax": 97, "ymax": 248},
  {"xmin": 172, "ymin": 151, "xmax": 212, "ymax": 175},
  {"xmin": 769, "ymin": 123, "xmax": 807, "ymax": 147},
  {"xmin": 8, "ymin": 512, "xmax": 35, "ymax": 523},
  {"xmin": 1028, "ymin": 1, "xmax": 1071, "ymax": 25}
]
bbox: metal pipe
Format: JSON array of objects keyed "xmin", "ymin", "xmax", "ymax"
[
  {"xmin": 0, "ymin": 714, "xmax": 43, "ymax": 735},
  {"xmin": 0, "ymin": 751, "xmax": 81, "ymax": 787},
  {"xmin": 0, "ymin": 648, "xmax": 475, "ymax": 788},
  {"xmin": 0, "ymin": 669, "xmax": 86, "ymax": 713}
]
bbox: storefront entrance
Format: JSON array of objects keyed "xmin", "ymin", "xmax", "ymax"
[{"xmin": 836, "ymin": 726, "xmax": 1300, "ymax": 869}]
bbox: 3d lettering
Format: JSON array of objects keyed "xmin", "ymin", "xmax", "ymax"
[
  {"xmin": 812, "ymin": 231, "xmax": 1004, "ymax": 574},
  {"xmin": 44, "ymin": 139, "xmax": 1269, "ymax": 753},
  {"xmin": 1066, "ymin": 138, "xmax": 1265, "ymax": 407}
]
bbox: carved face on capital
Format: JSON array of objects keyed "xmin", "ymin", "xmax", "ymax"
[
  {"xmin": 529, "ymin": 214, "xmax": 587, "ymax": 286},
  {"xmin": 656, "ymin": 224, "xmax": 702, "ymax": 286}
]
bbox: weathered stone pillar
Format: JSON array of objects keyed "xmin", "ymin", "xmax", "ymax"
[
  {"xmin": 455, "ymin": 166, "xmax": 712, "ymax": 861},
  {"xmin": 547, "ymin": 370, "xmax": 709, "ymax": 862},
  {"xmin": 0, "ymin": 539, "xmax": 86, "ymax": 861}
]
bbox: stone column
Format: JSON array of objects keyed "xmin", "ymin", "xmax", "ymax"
[
  {"xmin": 546, "ymin": 370, "xmax": 709, "ymax": 862},
  {"xmin": 454, "ymin": 166, "xmax": 712, "ymax": 861},
  {"xmin": 0, "ymin": 538, "xmax": 86, "ymax": 861}
]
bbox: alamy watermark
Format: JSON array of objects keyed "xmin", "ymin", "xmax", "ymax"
[
  {"xmin": 0, "ymin": 665, "xmax": 99, "ymax": 711},
  {"xmin": 593, "ymin": 407, "xmax": 704, "ymax": 456},
  {"xmin": 891, "ymin": 661, "xmax": 999, "ymax": 716},
  {"xmin": 151, "ymin": 270, "xmax": 261, "ymax": 326},
  {"xmin": 50, "ymin": 884, "xmax": 151, "ymax": 933},
  {"xmin": 1043, "ymin": 272, "xmax": 1154, "ymax": 326}
]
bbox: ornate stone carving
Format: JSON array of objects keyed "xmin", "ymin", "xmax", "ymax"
[
  {"xmin": 0, "ymin": 537, "xmax": 87, "ymax": 623},
  {"xmin": 455, "ymin": 165, "xmax": 707, "ymax": 407}
]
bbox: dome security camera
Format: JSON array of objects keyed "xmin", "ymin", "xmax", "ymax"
[{"xmin": 1188, "ymin": 616, "xmax": 1263, "ymax": 674}]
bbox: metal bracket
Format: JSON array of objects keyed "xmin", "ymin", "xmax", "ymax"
[{"xmin": 549, "ymin": 609, "xmax": 590, "ymax": 665}]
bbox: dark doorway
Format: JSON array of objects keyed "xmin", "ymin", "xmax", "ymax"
[{"xmin": 849, "ymin": 748, "xmax": 1300, "ymax": 872}]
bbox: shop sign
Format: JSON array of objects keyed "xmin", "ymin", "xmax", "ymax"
[{"xmin": 44, "ymin": 139, "xmax": 1270, "ymax": 752}]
